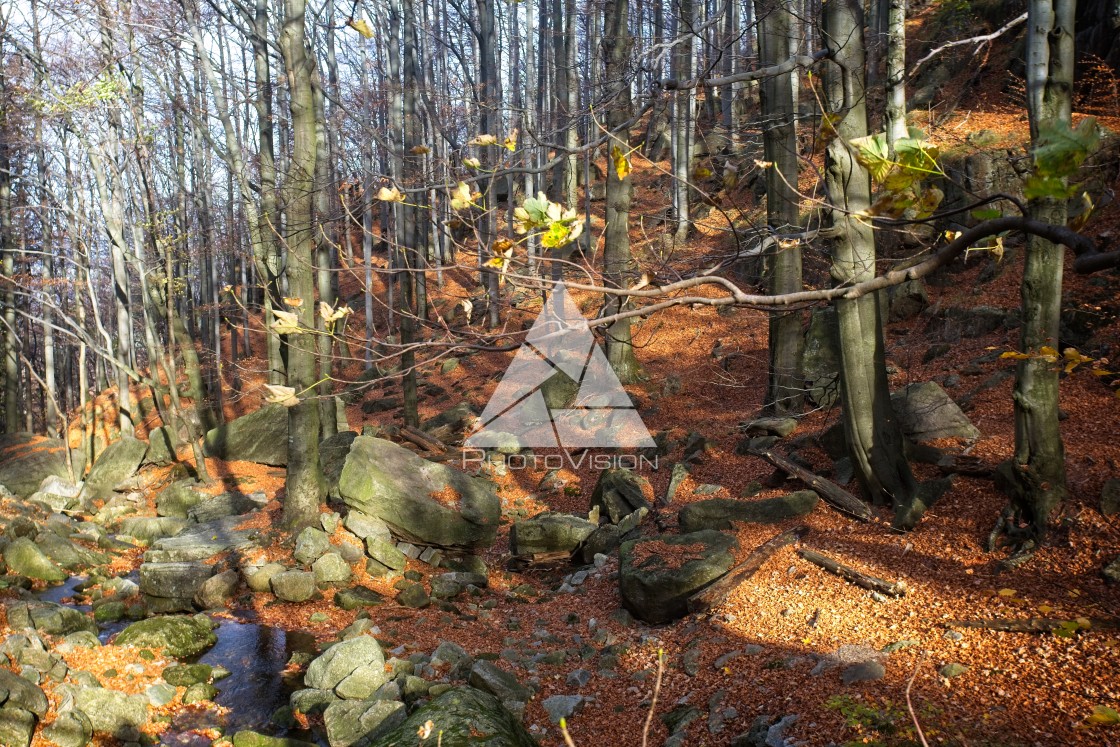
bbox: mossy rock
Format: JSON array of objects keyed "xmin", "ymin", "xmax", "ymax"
[
  {"xmin": 371, "ymin": 686, "xmax": 538, "ymax": 746},
  {"xmin": 114, "ymin": 615, "xmax": 217, "ymax": 658}
]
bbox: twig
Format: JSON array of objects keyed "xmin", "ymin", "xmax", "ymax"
[
  {"xmin": 558, "ymin": 718, "xmax": 578, "ymax": 747},
  {"xmin": 641, "ymin": 649, "xmax": 665, "ymax": 747},
  {"xmin": 798, "ymin": 549, "xmax": 908, "ymax": 597},
  {"xmin": 905, "ymin": 655, "xmax": 931, "ymax": 747}
]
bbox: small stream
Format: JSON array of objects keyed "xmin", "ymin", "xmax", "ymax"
[{"xmin": 37, "ymin": 578, "xmax": 324, "ymax": 745}]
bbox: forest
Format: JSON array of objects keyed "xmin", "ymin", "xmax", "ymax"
[{"xmin": 0, "ymin": 0, "xmax": 1118, "ymax": 744}]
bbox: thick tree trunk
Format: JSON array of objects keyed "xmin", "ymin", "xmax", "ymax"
[
  {"xmin": 822, "ymin": 0, "xmax": 922, "ymax": 529},
  {"xmin": 279, "ymin": 0, "xmax": 325, "ymax": 531}
]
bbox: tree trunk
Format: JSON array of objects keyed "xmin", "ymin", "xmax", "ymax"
[
  {"xmin": 672, "ymin": 0, "xmax": 693, "ymax": 243},
  {"xmin": 279, "ymin": 0, "xmax": 325, "ymax": 531},
  {"xmin": 884, "ymin": 0, "xmax": 907, "ymax": 148},
  {"xmin": 822, "ymin": 0, "xmax": 922, "ymax": 530}
]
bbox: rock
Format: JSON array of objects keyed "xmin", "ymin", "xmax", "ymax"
[
  {"xmin": 42, "ymin": 709, "xmax": 93, "ymax": 747},
  {"xmin": 290, "ymin": 688, "xmax": 339, "ymax": 715},
  {"xmin": 891, "ymin": 381, "xmax": 980, "ymax": 442},
  {"xmin": 888, "ymin": 278, "xmax": 929, "ymax": 321},
  {"xmin": 432, "ymin": 641, "xmax": 473, "ymax": 676},
  {"xmin": 468, "ymin": 661, "xmax": 532, "ymax": 719},
  {"xmin": 740, "ymin": 418, "xmax": 798, "ymax": 438},
  {"xmin": 1104, "ymin": 556, "xmax": 1120, "ymax": 584},
  {"xmin": 802, "ymin": 307, "xmax": 841, "ymax": 407},
  {"xmin": 145, "ymin": 514, "xmax": 260, "ymax": 562},
  {"xmin": 1101, "ymin": 478, "xmax": 1120, "ymax": 517},
  {"xmin": 0, "ymin": 435, "xmax": 72, "ymax": 498},
  {"xmin": 57, "ymin": 631, "xmax": 101, "ymax": 652},
  {"xmin": 396, "ymin": 582, "xmax": 430, "ymax": 609},
  {"xmin": 294, "ymin": 527, "xmax": 332, "ymax": 565},
  {"xmin": 334, "ymin": 586, "xmax": 384, "ymax": 611},
  {"xmin": 271, "ymin": 570, "xmax": 317, "ymax": 603},
  {"xmin": 187, "ymin": 492, "xmax": 266, "ymax": 524},
  {"xmin": 113, "ymin": 615, "xmax": 217, "ymax": 658},
  {"xmin": 841, "ymin": 661, "xmax": 886, "ymax": 684},
  {"xmin": 811, "ymin": 644, "xmax": 884, "ymax": 676},
  {"xmin": 320, "ymin": 431, "xmax": 358, "ymax": 500},
  {"xmin": 365, "ymin": 537, "xmax": 407, "ymax": 572},
  {"xmin": 306, "ymin": 635, "xmax": 387, "ymax": 699},
  {"xmin": 143, "ymin": 426, "xmax": 179, "ymax": 467},
  {"xmin": 939, "ymin": 662, "xmax": 970, "ymax": 679},
  {"xmin": 155, "ymin": 479, "xmax": 210, "ymax": 519},
  {"xmin": 338, "ymin": 436, "xmax": 500, "ymax": 548},
  {"xmin": 233, "ymin": 731, "xmax": 318, "ymax": 747},
  {"xmin": 162, "ymin": 664, "xmax": 213, "ymax": 686},
  {"xmin": 140, "ymin": 561, "xmax": 214, "ymax": 600},
  {"xmin": 203, "ymin": 404, "xmax": 289, "ymax": 465},
  {"xmin": 678, "ymin": 492, "xmax": 819, "ymax": 532},
  {"xmin": 342, "ymin": 511, "xmax": 392, "ymax": 543},
  {"xmin": 373, "ymin": 687, "xmax": 538, "ymax": 747},
  {"xmin": 5, "ymin": 602, "xmax": 96, "ymax": 636},
  {"xmin": 313, "ymin": 554, "xmax": 352, "ymax": 587},
  {"xmin": 70, "ymin": 686, "xmax": 148, "ymax": 738},
  {"xmin": 181, "ymin": 682, "xmax": 218, "ymax": 704},
  {"xmin": 28, "ymin": 475, "xmax": 83, "ymax": 512},
  {"xmin": 83, "ymin": 437, "xmax": 148, "ymax": 501},
  {"xmin": 0, "ymin": 670, "xmax": 49, "ymax": 716},
  {"xmin": 0, "ymin": 706, "xmax": 37, "ymax": 747},
  {"xmin": 619, "ymin": 531, "xmax": 739, "ymax": 624},
  {"xmin": 117, "ymin": 517, "xmax": 188, "ymax": 544},
  {"xmin": 590, "ymin": 469, "xmax": 651, "ymax": 524},
  {"xmin": 3, "ymin": 537, "xmax": 66, "ymax": 582},
  {"xmin": 541, "ymin": 695, "xmax": 583, "ymax": 724},
  {"xmin": 509, "ymin": 512, "xmax": 597, "ymax": 557},
  {"xmin": 194, "ymin": 570, "xmax": 240, "ymax": 609},
  {"xmin": 323, "ymin": 698, "xmax": 406, "ymax": 747}
]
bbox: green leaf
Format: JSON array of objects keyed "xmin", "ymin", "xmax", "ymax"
[
  {"xmin": 852, "ymin": 133, "xmax": 892, "ymax": 183},
  {"xmin": 1086, "ymin": 705, "xmax": 1120, "ymax": 726},
  {"xmin": 971, "ymin": 208, "xmax": 1003, "ymax": 220}
]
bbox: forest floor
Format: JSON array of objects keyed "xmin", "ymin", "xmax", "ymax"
[{"xmin": 5, "ymin": 8, "xmax": 1120, "ymax": 746}]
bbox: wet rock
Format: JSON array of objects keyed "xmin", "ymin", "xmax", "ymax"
[
  {"xmin": 182, "ymin": 682, "xmax": 219, "ymax": 704},
  {"xmin": 590, "ymin": 469, "xmax": 651, "ymax": 524},
  {"xmin": 271, "ymin": 570, "xmax": 317, "ymax": 603},
  {"xmin": 891, "ymin": 381, "xmax": 980, "ymax": 442},
  {"xmin": 140, "ymin": 561, "xmax": 214, "ymax": 601},
  {"xmin": 113, "ymin": 615, "xmax": 217, "ymax": 658},
  {"xmin": 203, "ymin": 404, "xmax": 289, "ymax": 466},
  {"xmin": 5, "ymin": 602, "xmax": 97, "ymax": 636},
  {"xmin": 678, "ymin": 491, "xmax": 819, "ymax": 532},
  {"xmin": 322, "ymin": 698, "xmax": 406, "ymax": 747},
  {"xmin": 233, "ymin": 731, "xmax": 318, "ymax": 747},
  {"xmin": 82, "ymin": 437, "xmax": 147, "ymax": 501},
  {"xmin": 162, "ymin": 663, "xmax": 212, "ymax": 686},
  {"xmin": 305, "ymin": 635, "xmax": 387, "ymax": 699},
  {"xmin": 374, "ymin": 686, "xmax": 538, "ymax": 746},
  {"xmin": 509, "ymin": 512, "xmax": 597, "ymax": 557},
  {"xmin": 313, "ymin": 554, "xmax": 352, "ymax": 587},
  {"xmin": 619, "ymin": 531, "xmax": 738, "ymax": 624},
  {"xmin": 194, "ymin": 570, "xmax": 240, "ymax": 609},
  {"xmin": 338, "ymin": 436, "xmax": 500, "ymax": 549},
  {"xmin": 4, "ymin": 537, "xmax": 66, "ymax": 582}
]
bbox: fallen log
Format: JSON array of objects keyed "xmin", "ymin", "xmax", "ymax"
[
  {"xmin": 688, "ymin": 525, "xmax": 810, "ymax": 613},
  {"xmin": 746, "ymin": 449, "xmax": 873, "ymax": 522},
  {"xmin": 798, "ymin": 548, "xmax": 907, "ymax": 597},
  {"xmin": 400, "ymin": 425, "xmax": 447, "ymax": 453},
  {"xmin": 944, "ymin": 617, "xmax": 1120, "ymax": 633}
]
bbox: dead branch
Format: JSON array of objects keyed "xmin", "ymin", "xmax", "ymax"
[
  {"xmin": 688, "ymin": 526, "xmax": 810, "ymax": 613},
  {"xmin": 798, "ymin": 549, "xmax": 908, "ymax": 597},
  {"xmin": 746, "ymin": 449, "xmax": 873, "ymax": 522},
  {"xmin": 909, "ymin": 13, "xmax": 1027, "ymax": 81}
]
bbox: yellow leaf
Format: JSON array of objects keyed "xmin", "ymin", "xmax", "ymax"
[
  {"xmin": 469, "ymin": 134, "xmax": 498, "ymax": 146},
  {"xmin": 348, "ymin": 18, "xmax": 374, "ymax": 38},
  {"xmin": 611, "ymin": 146, "xmax": 631, "ymax": 181},
  {"xmin": 1086, "ymin": 706, "xmax": 1120, "ymax": 726},
  {"xmin": 270, "ymin": 309, "xmax": 302, "ymax": 335},
  {"xmin": 377, "ymin": 186, "xmax": 405, "ymax": 202},
  {"xmin": 463, "ymin": 157, "xmax": 481, "ymax": 170},
  {"xmin": 1038, "ymin": 604, "xmax": 1054, "ymax": 614},
  {"xmin": 449, "ymin": 181, "xmax": 475, "ymax": 211},
  {"xmin": 997, "ymin": 588, "xmax": 1017, "ymax": 597},
  {"xmin": 262, "ymin": 384, "xmax": 300, "ymax": 407},
  {"xmin": 693, "ymin": 166, "xmax": 712, "ymax": 179},
  {"xmin": 503, "ymin": 129, "xmax": 518, "ymax": 151},
  {"xmin": 1039, "ymin": 345, "xmax": 1059, "ymax": 361},
  {"xmin": 410, "ymin": 145, "xmax": 431, "ymax": 155},
  {"xmin": 283, "ymin": 297, "xmax": 303, "ymax": 308},
  {"xmin": 1077, "ymin": 617, "xmax": 1092, "ymax": 629},
  {"xmin": 1001, "ymin": 351, "xmax": 1030, "ymax": 360}
]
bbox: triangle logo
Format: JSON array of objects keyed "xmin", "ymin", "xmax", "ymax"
[{"xmin": 466, "ymin": 282, "xmax": 655, "ymax": 449}]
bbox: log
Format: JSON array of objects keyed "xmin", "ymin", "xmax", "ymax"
[
  {"xmin": 688, "ymin": 525, "xmax": 810, "ymax": 613},
  {"xmin": 798, "ymin": 548, "xmax": 907, "ymax": 596},
  {"xmin": 400, "ymin": 425, "xmax": 447, "ymax": 453},
  {"xmin": 506, "ymin": 550, "xmax": 573, "ymax": 571},
  {"xmin": 747, "ymin": 449, "xmax": 873, "ymax": 521},
  {"xmin": 944, "ymin": 617, "xmax": 1120, "ymax": 633}
]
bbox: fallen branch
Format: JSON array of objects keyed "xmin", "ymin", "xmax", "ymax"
[
  {"xmin": 944, "ymin": 617, "xmax": 1120, "ymax": 633},
  {"xmin": 909, "ymin": 13, "xmax": 1027, "ymax": 82},
  {"xmin": 688, "ymin": 526, "xmax": 810, "ymax": 613},
  {"xmin": 747, "ymin": 449, "xmax": 873, "ymax": 522},
  {"xmin": 798, "ymin": 549, "xmax": 908, "ymax": 597},
  {"xmin": 400, "ymin": 425, "xmax": 447, "ymax": 453}
]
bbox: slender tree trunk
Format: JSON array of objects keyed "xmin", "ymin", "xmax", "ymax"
[
  {"xmin": 672, "ymin": 0, "xmax": 694, "ymax": 243},
  {"xmin": 884, "ymin": 0, "xmax": 907, "ymax": 148},
  {"xmin": 822, "ymin": 0, "xmax": 921, "ymax": 529}
]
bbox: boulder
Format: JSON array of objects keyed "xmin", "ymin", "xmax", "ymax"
[
  {"xmin": 203, "ymin": 404, "xmax": 289, "ymax": 466},
  {"xmin": 313, "ymin": 553, "xmax": 352, "ymax": 587},
  {"xmin": 334, "ymin": 586, "xmax": 384, "ymax": 611},
  {"xmin": 113, "ymin": 615, "xmax": 217, "ymax": 658},
  {"xmin": 3, "ymin": 537, "xmax": 66, "ymax": 582},
  {"xmin": 468, "ymin": 661, "xmax": 532, "ymax": 720},
  {"xmin": 271, "ymin": 570, "xmax": 317, "ymax": 603},
  {"xmin": 305, "ymin": 635, "xmax": 387, "ymax": 698},
  {"xmin": 888, "ymin": 278, "xmax": 929, "ymax": 321},
  {"xmin": 342, "ymin": 511, "xmax": 392, "ymax": 543},
  {"xmin": 509, "ymin": 512, "xmax": 597, "ymax": 557},
  {"xmin": 36, "ymin": 533, "xmax": 105, "ymax": 571},
  {"xmin": 678, "ymin": 492, "xmax": 819, "ymax": 532},
  {"xmin": 0, "ymin": 435, "xmax": 71, "ymax": 498},
  {"xmin": 619, "ymin": 531, "xmax": 739, "ymax": 624},
  {"xmin": 0, "ymin": 670, "xmax": 49, "ymax": 716},
  {"xmin": 245, "ymin": 562, "xmax": 286, "ymax": 592},
  {"xmin": 117, "ymin": 516, "xmax": 189, "ymax": 544},
  {"xmin": 187, "ymin": 492, "xmax": 267, "ymax": 524},
  {"xmin": 5, "ymin": 602, "xmax": 97, "ymax": 636},
  {"xmin": 590, "ymin": 469, "xmax": 651, "ymax": 524},
  {"xmin": 372, "ymin": 687, "xmax": 538, "ymax": 747},
  {"xmin": 194, "ymin": 569, "xmax": 241, "ymax": 609},
  {"xmin": 41, "ymin": 709, "xmax": 93, "ymax": 747},
  {"xmin": 143, "ymin": 426, "xmax": 179, "ymax": 467},
  {"xmin": 0, "ymin": 706, "xmax": 37, "ymax": 747},
  {"xmin": 139, "ymin": 561, "xmax": 214, "ymax": 600},
  {"xmin": 1101, "ymin": 478, "xmax": 1120, "ymax": 517},
  {"xmin": 890, "ymin": 381, "xmax": 980, "ymax": 442},
  {"xmin": 294, "ymin": 527, "xmax": 332, "ymax": 565},
  {"xmin": 338, "ymin": 436, "xmax": 499, "ymax": 549},
  {"xmin": 321, "ymin": 431, "xmax": 358, "ymax": 499},
  {"xmin": 155, "ymin": 479, "xmax": 210, "ymax": 519},
  {"xmin": 82, "ymin": 437, "xmax": 148, "ymax": 500},
  {"xmin": 233, "ymin": 731, "xmax": 318, "ymax": 747},
  {"xmin": 28, "ymin": 476, "xmax": 83, "ymax": 512},
  {"xmin": 70, "ymin": 686, "xmax": 148, "ymax": 738},
  {"xmin": 144, "ymin": 514, "xmax": 261, "ymax": 563},
  {"xmin": 323, "ymin": 698, "xmax": 406, "ymax": 747}
]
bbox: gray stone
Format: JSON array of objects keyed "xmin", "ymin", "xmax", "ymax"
[
  {"xmin": 313, "ymin": 553, "xmax": 352, "ymax": 587},
  {"xmin": 28, "ymin": 476, "xmax": 83, "ymax": 512},
  {"xmin": 509, "ymin": 512, "xmax": 597, "ymax": 557},
  {"xmin": 0, "ymin": 435, "xmax": 72, "ymax": 498},
  {"xmin": 679, "ymin": 492, "xmax": 819, "ymax": 532},
  {"xmin": 42, "ymin": 708, "xmax": 93, "ymax": 747},
  {"xmin": 0, "ymin": 706, "xmax": 36, "ymax": 747},
  {"xmin": 365, "ymin": 537, "xmax": 406, "ymax": 571},
  {"xmin": 334, "ymin": 586, "xmax": 384, "ymax": 611},
  {"xmin": 162, "ymin": 664, "xmax": 213, "ymax": 686},
  {"xmin": 182, "ymin": 682, "xmax": 219, "ymax": 703},
  {"xmin": 71, "ymin": 687, "xmax": 148, "ymax": 737},
  {"xmin": 373, "ymin": 687, "xmax": 538, "ymax": 747},
  {"xmin": 83, "ymin": 437, "xmax": 148, "ymax": 501},
  {"xmin": 542, "ymin": 695, "xmax": 583, "ymax": 724},
  {"xmin": 323, "ymin": 698, "xmax": 406, "ymax": 747},
  {"xmin": 4, "ymin": 537, "xmax": 66, "ymax": 582},
  {"xmin": 139, "ymin": 561, "xmax": 214, "ymax": 600},
  {"xmin": 37, "ymin": 533, "xmax": 104, "ymax": 571},
  {"xmin": 590, "ymin": 469, "xmax": 651, "ymax": 524},
  {"xmin": 57, "ymin": 632, "xmax": 101, "ymax": 652},
  {"xmin": 271, "ymin": 570, "xmax": 317, "ymax": 603},
  {"xmin": 294, "ymin": 527, "xmax": 332, "ymax": 565},
  {"xmin": 143, "ymin": 426, "xmax": 179, "ymax": 467},
  {"xmin": 187, "ymin": 492, "xmax": 267, "ymax": 524},
  {"xmin": 290, "ymin": 688, "xmax": 339, "ymax": 715},
  {"xmin": 203, "ymin": 404, "xmax": 289, "ymax": 466},
  {"xmin": 116, "ymin": 517, "xmax": 188, "ymax": 544},
  {"xmin": 430, "ymin": 576, "xmax": 462, "ymax": 599},
  {"xmin": 155, "ymin": 479, "xmax": 210, "ymax": 519},
  {"xmin": 338, "ymin": 437, "xmax": 500, "ymax": 549},
  {"xmin": 320, "ymin": 431, "xmax": 359, "ymax": 500},
  {"xmin": 889, "ymin": 278, "xmax": 929, "ymax": 321},
  {"xmin": 194, "ymin": 570, "xmax": 241, "ymax": 609},
  {"xmin": 1105, "ymin": 555, "xmax": 1120, "ymax": 584},
  {"xmin": 619, "ymin": 531, "xmax": 739, "ymax": 624},
  {"xmin": 1101, "ymin": 478, "xmax": 1120, "ymax": 517},
  {"xmin": 342, "ymin": 511, "xmax": 392, "ymax": 543},
  {"xmin": 939, "ymin": 662, "xmax": 970, "ymax": 679},
  {"xmin": 740, "ymin": 418, "xmax": 798, "ymax": 438},
  {"xmin": 0, "ymin": 670, "xmax": 48, "ymax": 716},
  {"xmin": 113, "ymin": 615, "xmax": 217, "ymax": 658},
  {"xmin": 468, "ymin": 660, "xmax": 531, "ymax": 719},
  {"xmin": 431, "ymin": 641, "xmax": 472, "ymax": 676},
  {"xmin": 5, "ymin": 602, "xmax": 96, "ymax": 636},
  {"xmin": 233, "ymin": 731, "xmax": 318, "ymax": 747},
  {"xmin": 145, "ymin": 514, "xmax": 261, "ymax": 562},
  {"xmin": 841, "ymin": 661, "xmax": 886, "ymax": 684},
  {"xmin": 396, "ymin": 582, "xmax": 430, "ymax": 609},
  {"xmin": 891, "ymin": 381, "xmax": 980, "ymax": 442},
  {"xmin": 306, "ymin": 636, "xmax": 387, "ymax": 697}
]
